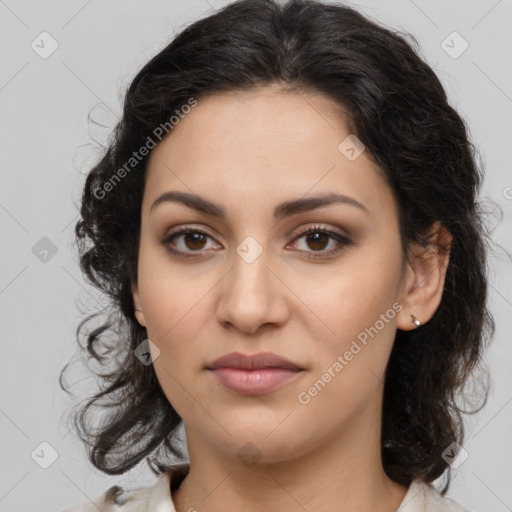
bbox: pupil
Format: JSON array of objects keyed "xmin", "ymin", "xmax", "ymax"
[
  {"xmin": 186, "ymin": 233, "xmax": 206, "ymax": 250},
  {"xmin": 307, "ymin": 232, "xmax": 327, "ymax": 250}
]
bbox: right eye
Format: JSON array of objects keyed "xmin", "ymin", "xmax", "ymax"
[{"xmin": 161, "ymin": 227, "xmax": 221, "ymax": 257}]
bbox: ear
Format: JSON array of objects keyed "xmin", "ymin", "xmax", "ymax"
[
  {"xmin": 131, "ymin": 281, "xmax": 147, "ymax": 327},
  {"xmin": 397, "ymin": 221, "xmax": 453, "ymax": 331}
]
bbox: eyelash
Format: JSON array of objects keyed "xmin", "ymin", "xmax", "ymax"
[{"xmin": 161, "ymin": 224, "xmax": 353, "ymax": 260}]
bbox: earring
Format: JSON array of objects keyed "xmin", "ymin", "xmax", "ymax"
[{"xmin": 410, "ymin": 314, "xmax": 421, "ymax": 327}]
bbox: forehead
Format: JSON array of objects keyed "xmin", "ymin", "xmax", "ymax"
[{"xmin": 143, "ymin": 87, "xmax": 397, "ymax": 223}]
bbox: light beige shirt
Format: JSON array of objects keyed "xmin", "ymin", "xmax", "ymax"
[{"xmin": 62, "ymin": 463, "xmax": 470, "ymax": 512}]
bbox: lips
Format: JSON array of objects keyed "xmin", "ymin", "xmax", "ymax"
[
  {"xmin": 206, "ymin": 352, "xmax": 305, "ymax": 396},
  {"xmin": 206, "ymin": 351, "xmax": 303, "ymax": 371}
]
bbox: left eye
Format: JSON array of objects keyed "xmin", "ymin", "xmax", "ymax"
[
  {"xmin": 287, "ymin": 227, "xmax": 353, "ymax": 258},
  {"xmin": 289, "ymin": 227, "xmax": 350, "ymax": 255},
  {"xmin": 162, "ymin": 226, "xmax": 352, "ymax": 258}
]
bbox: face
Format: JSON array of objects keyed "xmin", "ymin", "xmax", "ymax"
[{"xmin": 132, "ymin": 85, "xmax": 419, "ymax": 464}]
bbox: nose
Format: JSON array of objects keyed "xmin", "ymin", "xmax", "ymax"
[{"xmin": 215, "ymin": 242, "xmax": 289, "ymax": 335}]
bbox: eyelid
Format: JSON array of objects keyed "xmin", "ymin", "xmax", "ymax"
[
  {"xmin": 291, "ymin": 223, "xmax": 350, "ymax": 242},
  {"xmin": 162, "ymin": 224, "xmax": 217, "ymax": 243},
  {"xmin": 163, "ymin": 222, "xmax": 349, "ymax": 240},
  {"xmin": 161, "ymin": 223, "xmax": 352, "ymax": 258},
  {"xmin": 286, "ymin": 224, "xmax": 353, "ymax": 258}
]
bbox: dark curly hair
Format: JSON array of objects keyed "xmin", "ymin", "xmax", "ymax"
[{"xmin": 59, "ymin": 0, "xmax": 496, "ymax": 495}]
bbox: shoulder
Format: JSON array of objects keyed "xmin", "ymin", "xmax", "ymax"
[
  {"xmin": 62, "ymin": 483, "xmax": 154, "ymax": 512},
  {"xmin": 399, "ymin": 479, "xmax": 471, "ymax": 512},
  {"xmin": 61, "ymin": 464, "xmax": 187, "ymax": 512}
]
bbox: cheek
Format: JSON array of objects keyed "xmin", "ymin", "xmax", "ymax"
[
  {"xmin": 296, "ymin": 299, "xmax": 398, "ymax": 427},
  {"xmin": 137, "ymin": 249, "xmax": 204, "ymax": 336},
  {"xmin": 303, "ymin": 251, "xmax": 402, "ymax": 335},
  {"xmin": 299, "ymin": 248, "xmax": 403, "ymax": 383}
]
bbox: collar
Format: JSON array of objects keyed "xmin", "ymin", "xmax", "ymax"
[
  {"xmin": 147, "ymin": 463, "xmax": 190, "ymax": 512},
  {"xmin": 146, "ymin": 464, "xmax": 466, "ymax": 512}
]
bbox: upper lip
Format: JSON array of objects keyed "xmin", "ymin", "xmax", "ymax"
[{"xmin": 206, "ymin": 351, "xmax": 303, "ymax": 371}]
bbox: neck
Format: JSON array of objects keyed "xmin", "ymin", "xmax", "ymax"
[{"xmin": 172, "ymin": 408, "xmax": 408, "ymax": 512}]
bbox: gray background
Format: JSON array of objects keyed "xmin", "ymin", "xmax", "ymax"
[{"xmin": 0, "ymin": 0, "xmax": 511, "ymax": 511}]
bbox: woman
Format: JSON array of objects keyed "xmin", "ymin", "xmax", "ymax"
[{"xmin": 61, "ymin": 0, "xmax": 494, "ymax": 510}]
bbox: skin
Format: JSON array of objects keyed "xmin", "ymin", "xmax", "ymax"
[{"xmin": 132, "ymin": 84, "xmax": 452, "ymax": 512}]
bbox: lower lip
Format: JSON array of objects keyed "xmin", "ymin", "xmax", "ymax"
[{"xmin": 208, "ymin": 367, "xmax": 303, "ymax": 395}]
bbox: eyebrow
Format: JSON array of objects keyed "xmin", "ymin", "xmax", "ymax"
[{"xmin": 149, "ymin": 190, "xmax": 371, "ymax": 219}]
